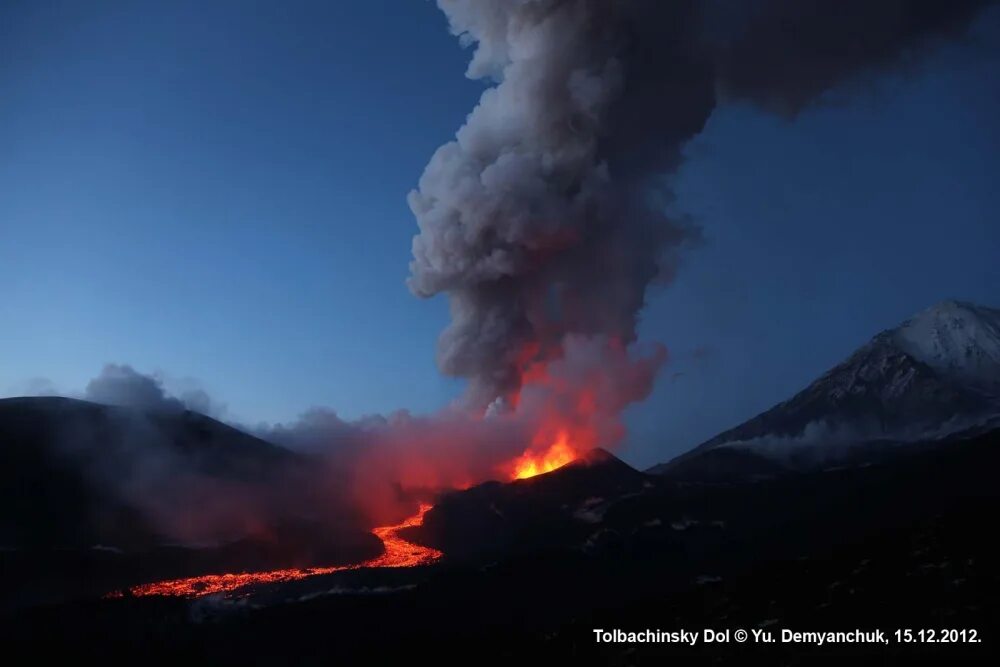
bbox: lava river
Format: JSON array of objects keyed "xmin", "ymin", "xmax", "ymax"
[
  {"xmin": 115, "ymin": 427, "xmax": 586, "ymax": 599},
  {"xmin": 116, "ymin": 503, "xmax": 441, "ymax": 599}
]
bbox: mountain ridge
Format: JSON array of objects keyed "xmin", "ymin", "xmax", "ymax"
[
  {"xmin": 0, "ymin": 395, "xmax": 302, "ymax": 549},
  {"xmin": 650, "ymin": 300, "xmax": 1000, "ymax": 476}
]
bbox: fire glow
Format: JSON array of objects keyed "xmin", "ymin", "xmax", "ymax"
[
  {"xmin": 117, "ymin": 503, "xmax": 441, "ymax": 598},
  {"xmin": 509, "ymin": 429, "xmax": 577, "ymax": 480},
  {"xmin": 111, "ymin": 355, "xmax": 620, "ymax": 600},
  {"xmin": 113, "ymin": 441, "xmax": 579, "ymax": 599},
  {"xmin": 499, "ymin": 342, "xmax": 623, "ymax": 481}
]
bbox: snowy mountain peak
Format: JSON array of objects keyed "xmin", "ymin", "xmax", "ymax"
[
  {"xmin": 655, "ymin": 300, "xmax": 1000, "ymax": 474},
  {"xmin": 892, "ymin": 300, "xmax": 1000, "ymax": 391}
]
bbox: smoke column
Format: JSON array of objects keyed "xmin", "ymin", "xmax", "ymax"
[
  {"xmin": 408, "ymin": 0, "xmax": 992, "ymax": 414},
  {"xmin": 41, "ymin": 2, "xmax": 994, "ymax": 534},
  {"xmin": 91, "ymin": 1, "xmax": 993, "ymax": 531}
]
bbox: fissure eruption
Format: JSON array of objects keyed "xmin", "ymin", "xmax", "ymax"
[{"xmin": 110, "ymin": 0, "xmax": 993, "ymax": 598}]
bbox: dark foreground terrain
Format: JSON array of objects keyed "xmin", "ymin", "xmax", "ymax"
[{"xmin": 2, "ymin": 424, "xmax": 997, "ymax": 665}]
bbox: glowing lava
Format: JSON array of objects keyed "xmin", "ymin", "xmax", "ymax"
[
  {"xmin": 363, "ymin": 503, "xmax": 443, "ymax": 568},
  {"xmin": 118, "ymin": 503, "xmax": 441, "ymax": 599},
  {"xmin": 509, "ymin": 429, "xmax": 577, "ymax": 480}
]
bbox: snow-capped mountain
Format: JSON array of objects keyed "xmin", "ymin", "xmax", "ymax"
[
  {"xmin": 651, "ymin": 301, "xmax": 1000, "ymax": 475},
  {"xmin": 893, "ymin": 300, "xmax": 1000, "ymax": 394}
]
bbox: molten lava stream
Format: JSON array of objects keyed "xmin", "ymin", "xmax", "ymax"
[{"xmin": 116, "ymin": 503, "xmax": 441, "ymax": 599}]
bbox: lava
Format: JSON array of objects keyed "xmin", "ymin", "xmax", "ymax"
[
  {"xmin": 363, "ymin": 503, "xmax": 443, "ymax": 568},
  {"xmin": 509, "ymin": 429, "xmax": 577, "ymax": 480},
  {"xmin": 123, "ymin": 564, "xmax": 350, "ymax": 598},
  {"xmin": 118, "ymin": 503, "xmax": 441, "ymax": 599},
  {"xmin": 112, "ymin": 364, "xmax": 606, "ymax": 600},
  {"xmin": 498, "ymin": 338, "xmax": 640, "ymax": 482}
]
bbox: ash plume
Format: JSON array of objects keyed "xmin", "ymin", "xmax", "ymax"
[
  {"xmin": 409, "ymin": 0, "xmax": 993, "ymax": 409},
  {"xmin": 7, "ymin": 2, "xmax": 994, "ymax": 551}
]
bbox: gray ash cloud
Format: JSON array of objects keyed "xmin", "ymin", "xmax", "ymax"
[{"xmin": 409, "ymin": 0, "xmax": 993, "ymax": 408}]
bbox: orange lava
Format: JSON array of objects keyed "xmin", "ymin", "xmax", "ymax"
[
  {"xmin": 364, "ymin": 503, "xmax": 443, "ymax": 568},
  {"xmin": 118, "ymin": 504, "xmax": 441, "ymax": 599},
  {"xmin": 509, "ymin": 429, "xmax": 577, "ymax": 480}
]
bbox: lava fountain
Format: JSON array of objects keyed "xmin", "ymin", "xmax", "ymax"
[{"xmin": 508, "ymin": 429, "xmax": 577, "ymax": 480}]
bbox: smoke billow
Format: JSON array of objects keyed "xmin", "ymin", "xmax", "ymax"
[
  {"xmin": 16, "ymin": 366, "xmax": 292, "ymax": 547},
  {"xmin": 262, "ymin": 0, "xmax": 997, "ymax": 524},
  {"xmin": 10, "ymin": 2, "xmax": 994, "ymax": 547},
  {"xmin": 409, "ymin": 0, "xmax": 993, "ymax": 411},
  {"xmin": 85, "ymin": 364, "xmax": 187, "ymax": 412},
  {"xmin": 84, "ymin": 363, "xmax": 227, "ymax": 419},
  {"xmin": 265, "ymin": 335, "xmax": 666, "ymax": 524}
]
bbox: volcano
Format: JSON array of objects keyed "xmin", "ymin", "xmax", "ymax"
[
  {"xmin": 110, "ymin": 450, "xmax": 628, "ymax": 598},
  {"xmin": 650, "ymin": 300, "xmax": 1000, "ymax": 481},
  {"xmin": 408, "ymin": 448, "xmax": 649, "ymax": 560},
  {"xmin": 4, "ymin": 406, "xmax": 999, "ymax": 665}
]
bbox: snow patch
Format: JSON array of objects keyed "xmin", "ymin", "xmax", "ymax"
[
  {"xmin": 894, "ymin": 300, "xmax": 1000, "ymax": 390},
  {"xmin": 671, "ymin": 517, "xmax": 698, "ymax": 531},
  {"xmin": 574, "ymin": 497, "xmax": 607, "ymax": 524}
]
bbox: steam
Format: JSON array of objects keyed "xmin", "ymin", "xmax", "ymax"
[
  {"xmin": 85, "ymin": 364, "xmax": 187, "ymax": 412},
  {"xmin": 259, "ymin": 335, "xmax": 664, "ymax": 523},
  {"xmin": 28, "ymin": 365, "xmax": 284, "ymax": 546},
  {"xmin": 409, "ymin": 0, "xmax": 992, "ymax": 409},
  {"xmin": 84, "ymin": 364, "xmax": 227, "ymax": 419}
]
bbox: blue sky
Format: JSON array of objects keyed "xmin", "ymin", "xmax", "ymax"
[{"xmin": 2, "ymin": 1, "xmax": 999, "ymax": 467}]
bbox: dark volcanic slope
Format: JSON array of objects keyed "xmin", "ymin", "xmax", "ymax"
[
  {"xmin": 4, "ymin": 425, "xmax": 997, "ymax": 665},
  {"xmin": 0, "ymin": 397, "xmax": 381, "ymax": 607},
  {"xmin": 0, "ymin": 396, "xmax": 297, "ymax": 549},
  {"xmin": 411, "ymin": 448, "xmax": 650, "ymax": 559}
]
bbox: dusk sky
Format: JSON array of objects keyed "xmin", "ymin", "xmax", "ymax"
[{"xmin": 3, "ymin": 1, "xmax": 999, "ymax": 467}]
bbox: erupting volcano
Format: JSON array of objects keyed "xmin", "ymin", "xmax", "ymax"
[
  {"xmin": 488, "ymin": 337, "xmax": 664, "ymax": 483},
  {"xmin": 114, "ymin": 439, "xmax": 592, "ymax": 600},
  {"xmin": 112, "ymin": 442, "xmax": 586, "ymax": 600}
]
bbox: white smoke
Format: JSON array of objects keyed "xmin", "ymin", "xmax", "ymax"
[{"xmin": 84, "ymin": 363, "xmax": 226, "ymax": 418}]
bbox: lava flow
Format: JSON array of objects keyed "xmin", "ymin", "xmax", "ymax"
[
  {"xmin": 117, "ymin": 503, "xmax": 441, "ymax": 599},
  {"xmin": 114, "ymin": 417, "xmax": 589, "ymax": 599}
]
